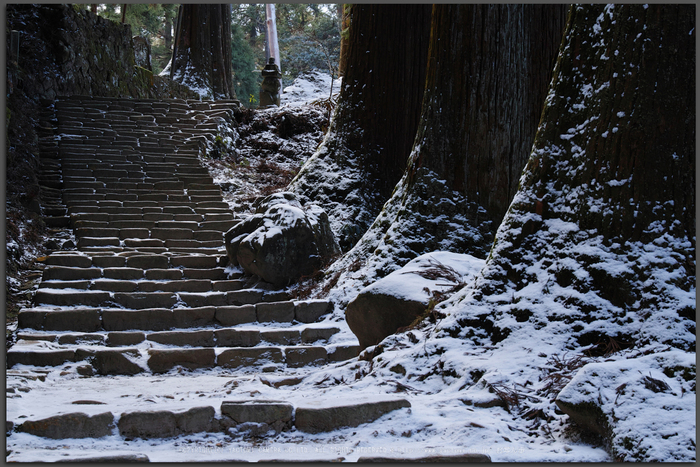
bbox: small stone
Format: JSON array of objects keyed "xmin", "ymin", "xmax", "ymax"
[
  {"xmin": 256, "ymin": 301, "xmax": 295, "ymax": 323},
  {"xmin": 44, "ymin": 309, "xmax": 102, "ymax": 333},
  {"xmin": 118, "ymin": 406, "xmax": 214, "ymax": 439},
  {"xmin": 217, "ymin": 348, "xmax": 284, "ymax": 368},
  {"xmin": 327, "ymin": 345, "xmax": 361, "ymax": 362},
  {"xmin": 147, "ymin": 349, "xmax": 216, "ymax": 373},
  {"xmin": 45, "ymin": 239, "xmax": 60, "ymax": 250},
  {"xmin": 285, "ymin": 346, "xmax": 327, "ymax": 367},
  {"xmin": 107, "ymin": 332, "xmax": 145, "ymax": 346},
  {"xmin": 261, "ymin": 329, "xmax": 300, "ymax": 345},
  {"xmin": 221, "ymin": 400, "xmax": 293, "ymax": 426},
  {"xmin": 118, "ymin": 410, "xmax": 178, "ymax": 439},
  {"xmin": 76, "ymin": 350, "xmax": 144, "ymax": 376},
  {"xmin": 301, "ymin": 327, "xmax": 340, "ymax": 343},
  {"xmin": 147, "ymin": 330, "xmax": 214, "ymax": 347},
  {"xmin": 76, "ymin": 364, "xmax": 94, "ymax": 376},
  {"xmin": 215, "ymin": 305, "xmax": 257, "ymax": 326},
  {"xmin": 215, "ymin": 329, "xmax": 260, "ymax": 347},
  {"xmin": 294, "ymin": 300, "xmax": 332, "ymax": 323}
]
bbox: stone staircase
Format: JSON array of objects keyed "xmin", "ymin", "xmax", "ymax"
[
  {"xmin": 8, "ymin": 96, "xmax": 360, "ymax": 376},
  {"xmin": 6, "ymin": 97, "xmax": 490, "ymax": 463}
]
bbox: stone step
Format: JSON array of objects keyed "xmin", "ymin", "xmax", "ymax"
[
  {"xmin": 6, "ymin": 343, "xmax": 360, "ymax": 374},
  {"xmin": 44, "ymin": 216, "xmax": 71, "ymax": 228},
  {"xmin": 41, "ymin": 263, "xmax": 236, "ymax": 281},
  {"xmin": 8, "ymin": 396, "xmax": 412, "ymax": 446},
  {"xmin": 15, "ymin": 325, "xmax": 341, "ymax": 348},
  {"xmin": 19, "ymin": 300, "xmax": 333, "ymax": 331}
]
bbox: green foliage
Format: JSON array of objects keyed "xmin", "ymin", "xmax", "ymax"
[
  {"xmin": 277, "ymin": 4, "xmax": 341, "ymax": 87},
  {"xmin": 87, "ymin": 4, "xmax": 340, "ymax": 98},
  {"xmin": 231, "ymin": 19, "xmax": 260, "ymax": 108},
  {"xmin": 232, "ymin": 4, "xmax": 341, "ymax": 92}
]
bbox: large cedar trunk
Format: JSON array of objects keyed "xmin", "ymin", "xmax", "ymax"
[
  {"xmin": 414, "ymin": 4, "xmax": 569, "ymax": 226},
  {"xmin": 444, "ymin": 4, "xmax": 695, "ymax": 352},
  {"xmin": 341, "ymin": 4, "xmax": 431, "ymax": 197},
  {"xmin": 171, "ymin": 4, "xmax": 235, "ymax": 100},
  {"xmin": 317, "ymin": 5, "xmax": 568, "ymax": 306},
  {"xmin": 289, "ymin": 5, "xmax": 432, "ymax": 250}
]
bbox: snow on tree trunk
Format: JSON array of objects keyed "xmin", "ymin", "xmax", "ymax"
[
  {"xmin": 441, "ymin": 4, "xmax": 695, "ymax": 353},
  {"xmin": 288, "ymin": 4, "xmax": 432, "ymax": 251},
  {"xmin": 171, "ymin": 4, "xmax": 235, "ymax": 100},
  {"xmin": 317, "ymin": 5, "xmax": 567, "ymax": 307}
]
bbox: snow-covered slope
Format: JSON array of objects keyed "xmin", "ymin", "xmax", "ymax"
[{"xmin": 281, "ymin": 70, "xmax": 341, "ymax": 107}]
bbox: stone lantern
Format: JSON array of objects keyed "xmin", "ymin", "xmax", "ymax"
[{"xmin": 259, "ymin": 57, "xmax": 282, "ymax": 107}]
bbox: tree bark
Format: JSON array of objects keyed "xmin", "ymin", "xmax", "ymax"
[
  {"xmin": 265, "ymin": 4, "xmax": 281, "ymax": 72},
  {"xmin": 413, "ymin": 4, "xmax": 568, "ymax": 226},
  {"xmin": 316, "ymin": 4, "xmax": 568, "ymax": 307},
  {"xmin": 338, "ymin": 4, "xmax": 350, "ymax": 77},
  {"xmin": 164, "ymin": 10, "xmax": 172, "ymax": 51},
  {"xmin": 289, "ymin": 4, "xmax": 432, "ymax": 250},
  {"xmin": 444, "ymin": 4, "xmax": 695, "ymax": 352},
  {"xmin": 171, "ymin": 4, "xmax": 235, "ymax": 100}
]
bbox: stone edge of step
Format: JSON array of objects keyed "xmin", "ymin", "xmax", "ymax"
[{"xmin": 10, "ymin": 398, "xmax": 414, "ymax": 441}]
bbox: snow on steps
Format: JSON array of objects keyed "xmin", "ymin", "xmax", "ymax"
[
  {"xmin": 10, "ymin": 398, "xmax": 412, "ymax": 439},
  {"xmin": 7, "ymin": 398, "xmax": 490, "ymax": 463},
  {"xmin": 10, "ymin": 96, "xmax": 361, "ymax": 374},
  {"xmin": 7, "ymin": 95, "xmax": 491, "ymax": 463}
]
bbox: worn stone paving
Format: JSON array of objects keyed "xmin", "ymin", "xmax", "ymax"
[{"xmin": 5, "ymin": 97, "xmax": 488, "ymax": 463}]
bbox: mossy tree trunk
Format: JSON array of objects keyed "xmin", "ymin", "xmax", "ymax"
[
  {"xmin": 171, "ymin": 4, "xmax": 235, "ymax": 100},
  {"xmin": 289, "ymin": 4, "xmax": 432, "ymax": 250},
  {"xmin": 442, "ymin": 4, "xmax": 695, "ymax": 352},
  {"xmin": 164, "ymin": 9, "xmax": 173, "ymax": 51}
]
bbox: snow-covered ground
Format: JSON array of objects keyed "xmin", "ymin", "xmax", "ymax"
[
  {"xmin": 281, "ymin": 70, "xmax": 341, "ymax": 107},
  {"xmin": 6, "ymin": 360, "xmax": 610, "ymax": 463},
  {"xmin": 6, "ymin": 69, "xmax": 695, "ymax": 463}
]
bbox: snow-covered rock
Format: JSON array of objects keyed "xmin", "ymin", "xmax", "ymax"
[
  {"xmin": 224, "ymin": 192, "xmax": 340, "ymax": 287},
  {"xmin": 346, "ymin": 252, "xmax": 485, "ymax": 349},
  {"xmin": 556, "ymin": 350, "xmax": 696, "ymax": 462}
]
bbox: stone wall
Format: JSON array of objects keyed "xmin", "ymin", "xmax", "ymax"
[{"xmin": 7, "ymin": 4, "xmax": 197, "ymax": 101}]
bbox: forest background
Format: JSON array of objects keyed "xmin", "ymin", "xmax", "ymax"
[{"xmin": 83, "ymin": 3, "xmax": 341, "ymax": 106}]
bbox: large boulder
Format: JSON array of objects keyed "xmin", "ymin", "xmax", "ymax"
[
  {"xmin": 225, "ymin": 192, "xmax": 340, "ymax": 287},
  {"xmin": 346, "ymin": 251, "xmax": 485, "ymax": 350}
]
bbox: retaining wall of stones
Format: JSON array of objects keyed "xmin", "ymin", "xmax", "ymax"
[{"xmin": 7, "ymin": 4, "xmax": 197, "ymax": 101}]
